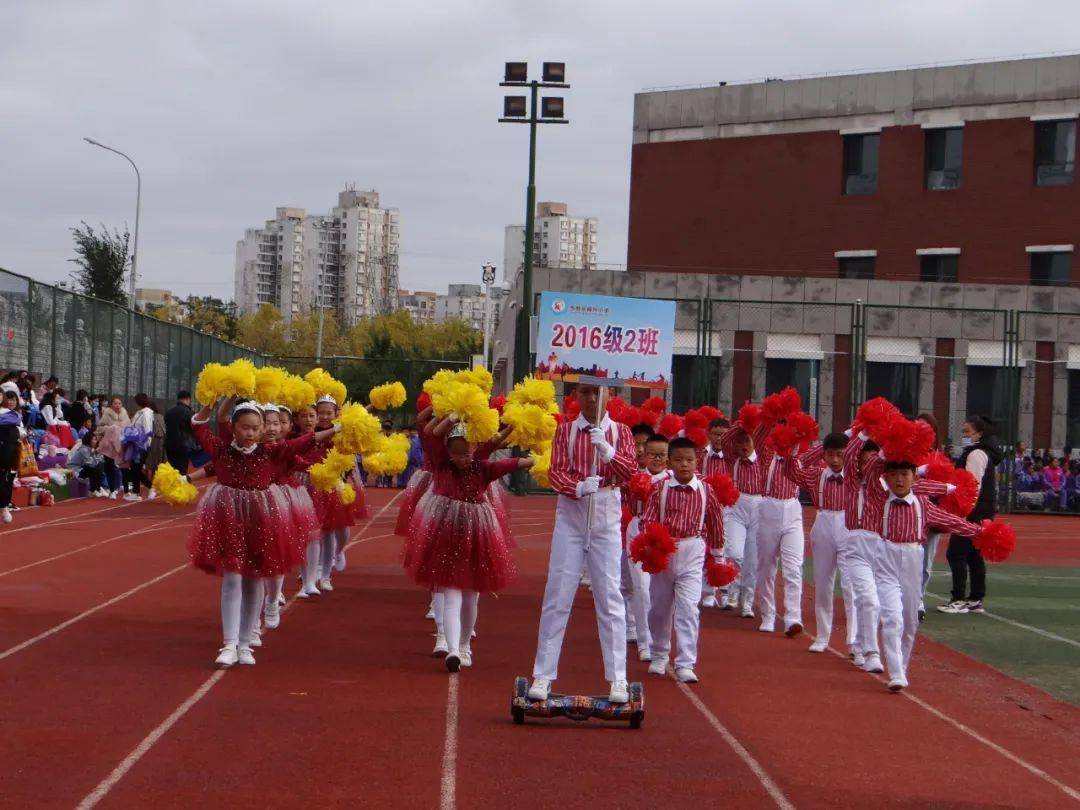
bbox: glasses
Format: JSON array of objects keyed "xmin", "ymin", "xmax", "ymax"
[{"xmin": 645, "ymin": 452, "xmax": 668, "ymax": 460}]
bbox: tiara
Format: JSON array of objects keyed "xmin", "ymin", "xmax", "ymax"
[
  {"xmin": 260, "ymin": 403, "xmax": 280, "ymax": 413},
  {"xmin": 316, "ymin": 394, "xmax": 338, "ymax": 406},
  {"xmin": 232, "ymin": 401, "xmax": 263, "ymax": 418},
  {"xmin": 446, "ymin": 423, "xmax": 467, "ymax": 441}
]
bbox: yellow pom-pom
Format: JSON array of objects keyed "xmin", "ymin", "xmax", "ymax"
[
  {"xmin": 457, "ymin": 366, "xmax": 493, "ymax": 394},
  {"xmin": 362, "ymin": 433, "xmax": 410, "ymax": 477},
  {"xmin": 369, "ymin": 381, "xmax": 407, "ymax": 411},
  {"xmin": 280, "ymin": 375, "xmax": 316, "ymax": 412},
  {"xmin": 309, "ymin": 448, "xmax": 356, "ymax": 492},
  {"xmin": 529, "ymin": 448, "xmax": 551, "ymax": 488},
  {"xmin": 254, "ymin": 366, "xmax": 288, "ymax": 404},
  {"xmin": 305, "ymin": 368, "xmax": 347, "ymax": 405},
  {"xmin": 225, "ymin": 358, "xmax": 257, "ymax": 399},
  {"xmin": 338, "ymin": 481, "xmax": 357, "ymax": 506},
  {"xmin": 423, "ymin": 370, "xmax": 458, "ymax": 418},
  {"xmin": 508, "ymin": 376, "xmax": 556, "ymax": 409},
  {"xmin": 334, "ymin": 402, "xmax": 384, "ymax": 455},
  {"xmin": 502, "ymin": 401, "xmax": 557, "ymax": 453},
  {"xmin": 464, "ymin": 406, "xmax": 500, "ymax": 443},
  {"xmin": 195, "ymin": 363, "xmax": 229, "ymax": 406},
  {"xmin": 151, "ymin": 462, "xmax": 199, "ymax": 506}
]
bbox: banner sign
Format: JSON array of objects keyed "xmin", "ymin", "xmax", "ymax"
[{"xmin": 535, "ymin": 291, "xmax": 675, "ymax": 389}]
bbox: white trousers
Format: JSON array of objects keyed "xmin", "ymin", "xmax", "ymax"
[
  {"xmin": 221, "ymin": 572, "xmax": 262, "ymax": 647},
  {"xmin": 755, "ymin": 497, "xmax": 804, "ymax": 631},
  {"xmin": 440, "ymin": 587, "xmax": 479, "ymax": 657},
  {"xmin": 621, "ymin": 516, "xmax": 651, "ymax": 652},
  {"xmin": 874, "ymin": 541, "xmax": 924, "ymax": 681},
  {"xmin": 533, "ymin": 489, "xmax": 627, "ymax": 683},
  {"xmin": 847, "ymin": 530, "xmax": 882, "ymax": 656},
  {"xmin": 723, "ymin": 493, "xmax": 761, "ymax": 609},
  {"xmin": 810, "ymin": 510, "xmax": 858, "ymax": 647},
  {"xmin": 648, "ymin": 536, "xmax": 706, "ymax": 670}
]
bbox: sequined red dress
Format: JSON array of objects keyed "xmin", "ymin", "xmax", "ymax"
[
  {"xmin": 294, "ymin": 438, "xmax": 368, "ymax": 530},
  {"xmin": 403, "ymin": 438, "xmax": 520, "ymax": 592},
  {"xmin": 188, "ymin": 421, "xmax": 316, "ymax": 577}
]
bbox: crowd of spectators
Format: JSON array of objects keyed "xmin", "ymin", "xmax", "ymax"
[{"xmin": 1010, "ymin": 442, "xmax": 1080, "ymax": 512}]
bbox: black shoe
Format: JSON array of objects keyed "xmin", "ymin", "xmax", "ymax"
[{"xmin": 918, "ymin": 609, "xmax": 926, "ymax": 623}]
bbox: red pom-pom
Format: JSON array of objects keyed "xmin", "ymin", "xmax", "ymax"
[
  {"xmin": 767, "ymin": 424, "xmax": 800, "ymax": 457},
  {"xmin": 855, "ymin": 397, "xmax": 900, "ymax": 442},
  {"xmin": 489, "ymin": 395, "xmax": 506, "ymax": 415},
  {"xmin": 637, "ymin": 407, "xmax": 660, "ymax": 428},
  {"xmin": 697, "ymin": 405, "xmax": 725, "ymax": 424},
  {"xmin": 416, "ymin": 391, "xmax": 432, "ymax": 413},
  {"xmin": 629, "ymin": 523, "xmax": 677, "ymax": 574},
  {"xmin": 762, "ymin": 387, "xmax": 801, "ymax": 424},
  {"xmin": 705, "ymin": 473, "xmax": 739, "ymax": 507},
  {"xmin": 684, "ymin": 408, "xmax": 708, "ymax": 431},
  {"xmin": 922, "ymin": 450, "xmax": 955, "ymax": 483},
  {"xmin": 641, "ymin": 396, "xmax": 666, "ymax": 415},
  {"xmin": 562, "ymin": 395, "xmax": 580, "ymax": 422},
  {"xmin": 617, "ymin": 405, "xmax": 645, "ymax": 427},
  {"xmin": 974, "ymin": 520, "xmax": 1016, "ymax": 563},
  {"xmin": 628, "ymin": 471, "xmax": 655, "ymax": 502},
  {"xmin": 705, "ymin": 556, "xmax": 739, "ymax": 587},
  {"xmin": 786, "ymin": 411, "xmax": 819, "ymax": 446},
  {"xmin": 686, "ymin": 426, "xmax": 709, "ymax": 448},
  {"xmin": 878, "ymin": 415, "xmax": 935, "ymax": 467},
  {"xmin": 738, "ymin": 403, "xmax": 763, "ymax": 433},
  {"xmin": 940, "ymin": 469, "xmax": 979, "ymax": 517},
  {"xmin": 658, "ymin": 413, "xmax": 684, "ymax": 439},
  {"xmin": 606, "ymin": 396, "xmax": 628, "ymax": 421}
]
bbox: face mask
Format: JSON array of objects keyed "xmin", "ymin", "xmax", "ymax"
[{"xmin": 960, "ymin": 436, "xmax": 974, "ymax": 448}]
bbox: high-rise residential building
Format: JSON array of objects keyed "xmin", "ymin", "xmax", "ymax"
[
  {"xmin": 503, "ymin": 201, "xmax": 598, "ymax": 284},
  {"xmin": 234, "ymin": 188, "xmax": 400, "ymax": 326},
  {"xmin": 398, "ymin": 289, "xmax": 438, "ymax": 323},
  {"xmin": 435, "ymin": 283, "xmax": 488, "ymax": 331}
]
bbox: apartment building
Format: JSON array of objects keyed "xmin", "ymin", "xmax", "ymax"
[{"xmin": 503, "ymin": 201, "xmax": 598, "ymax": 284}]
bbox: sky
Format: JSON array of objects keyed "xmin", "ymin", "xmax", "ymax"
[{"xmin": 3, "ymin": 0, "xmax": 1079, "ymax": 298}]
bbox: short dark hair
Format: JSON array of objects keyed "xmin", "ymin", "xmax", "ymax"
[
  {"xmin": 45, "ymin": 376, "xmax": 58, "ymax": 385},
  {"xmin": 381, "ymin": 419, "xmax": 393, "ymax": 430},
  {"xmin": 667, "ymin": 436, "xmax": 697, "ymax": 455},
  {"xmin": 964, "ymin": 414, "xmax": 997, "ymax": 438},
  {"xmin": 823, "ymin": 432, "xmax": 849, "ymax": 451},
  {"xmin": 177, "ymin": 390, "xmax": 191, "ymax": 400},
  {"xmin": 863, "ymin": 440, "xmax": 879, "ymax": 454},
  {"xmin": 645, "ymin": 434, "xmax": 669, "ymax": 449},
  {"xmin": 75, "ymin": 389, "xmax": 88, "ymax": 401},
  {"xmin": 708, "ymin": 417, "xmax": 729, "ymax": 430},
  {"xmin": 631, "ymin": 423, "xmax": 655, "ymax": 439},
  {"xmin": 884, "ymin": 460, "xmax": 917, "ymax": 472}
]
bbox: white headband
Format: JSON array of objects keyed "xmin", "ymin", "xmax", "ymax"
[
  {"xmin": 316, "ymin": 394, "xmax": 337, "ymax": 406},
  {"xmin": 260, "ymin": 403, "xmax": 280, "ymax": 414},
  {"xmin": 232, "ymin": 401, "xmax": 263, "ymax": 419},
  {"xmin": 277, "ymin": 405, "xmax": 292, "ymax": 415}
]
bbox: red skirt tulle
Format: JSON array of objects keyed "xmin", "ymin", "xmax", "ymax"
[
  {"xmin": 395, "ymin": 469, "xmax": 432, "ymax": 536},
  {"xmin": 283, "ymin": 482, "xmax": 320, "ymax": 548},
  {"xmin": 486, "ymin": 481, "xmax": 510, "ymax": 537},
  {"xmin": 298, "ymin": 470, "xmax": 364, "ymax": 531},
  {"xmin": 188, "ymin": 484, "xmax": 303, "ymax": 577},
  {"xmin": 403, "ymin": 492, "xmax": 517, "ymax": 592}
]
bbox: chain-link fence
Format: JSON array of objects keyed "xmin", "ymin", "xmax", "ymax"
[{"xmin": 0, "ymin": 267, "xmax": 265, "ymax": 403}]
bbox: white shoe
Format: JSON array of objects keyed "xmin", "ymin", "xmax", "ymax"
[
  {"xmin": 675, "ymin": 668, "xmax": 699, "ymax": 684},
  {"xmin": 852, "ymin": 650, "xmax": 866, "ymax": 668},
  {"xmin": 723, "ymin": 590, "xmax": 739, "ymax": 610},
  {"xmin": 264, "ymin": 605, "xmax": 280, "ymax": 630},
  {"xmin": 740, "ymin": 604, "xmax": 755, "ymax": 619},
  {"xmin": 608, "ymin": 679, "xmax": 630, "ymax": 703},
  {"xmin": 318, "ymin": 578, "xmax": 333, "ymax": 592},
  {"xmin": 1, "ymin": 509, "xmax": 11, "ymax": 525},
  {"xmin": 334, "ymin": 550, "xmax": 346, "ymax": 572},
  {"xmin": 863, "ymin": 653, "xmax": 884, "ymax": 674},
  {"xmin": 147, "ymin": 489, "xmax": 158, "ymax": 500},
  {"xmin": 123, "ymin": 493, "xmax": 142, "ymax": 502},
  {"xmin": 432, "ymin": 634, "xmax": 448, "ymax": 657},
  {"xmin": 248, "ymin": 632, "xmax": 262, "ymax": 648},
  {"xmin": 94, "ymin": 488, "xmax": 109, "ymax": 498},
  {"xmin": 638, "ymin": 647, "xmax": 652, "ymax": 662},
  {"xmin": 277, "ymin": 592, "xmax": 287, "ymax": 606},
  {"xmin": 647, "ymin": 656, "xmax": 669, "ymax": 676},
  {"xmin": 809, "ymin": 640, "xmax": 828, "ymax": 653},
  {"xmin": 237, "ymin": 646, "xmax": 256, "ymax": 665},
  {"xmin": 425, "ymin": 602, "xmax": 436, "ymax": 620},
  {"xmin": 758, "ymin": 621, "xmax": 774, "ymax": 633},
  {"xmin": 459, "ymin": 647, "xmax": 473, "ymax": 668},
  {"xmin": 108, "ymin": 490, "xmax": 119, "ymax": 500},
  {"xmin": 215, "ymin": 645, "xmax": 238, "ymax": 668},
  {"xmin": 702, "ymin": 594, "xmax": 718, "ymax": 608},
  {"xmin": 937, "ymin": 600, "xmax": 969, "ymax": 614},
  {"xmin": 887, "ymin": 676, "xmax": 908, "ymax": 692},
  {"xmin": 527, "ymin": 679, "xmax": 551, "ymax": 700}
]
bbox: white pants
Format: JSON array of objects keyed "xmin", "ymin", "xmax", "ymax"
[
  {"xmin": 755, "ymin": 497, "xmax": 804, "ymax": 631},
  {"xmin": 533, "ymin": 489, "xmax": 627, "ymax": 683},
  {"xmin": 874, "ymin": 541, "xmax": 924, "ymax": 681},
  {"xmin": 221, "ymin": 572, "xmax": 262, "ymax": 647},
  {"xmin": 847, "ymin": 530, "xmax": 882, "ymax": 656},
  {"xmin": 648, "ymin": 536, "xmax": 706, "ymax": 670},
  {"xmin": 723, "ymin": 493, "xmax": 761, "ymax": 609},
  {"xmin": 621, "ymin": 516, "xmax": 651, "ymax": 652},
  {"xmin": 439, "ymin": 587, "xmax": 479, "ymax": 656},
  {"xmin": 810, "ymin": 510, "xmax": 858, "ymax": 647}
]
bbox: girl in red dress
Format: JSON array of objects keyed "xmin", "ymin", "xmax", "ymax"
[
  {"xmin": 189, "ymin": 399, "xmax": 337, "ymax": 667},
  {"xmin": 404, "ymin": 415, "xmax": 533, "ymax": 672}
]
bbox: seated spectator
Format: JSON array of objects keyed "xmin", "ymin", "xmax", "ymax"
[
  {"xmin": 69, "ymin": 433, "xmax": 109, "ymax": 497},
  {"xmin": 1043, "ymin": 457, "xmax": 1065, "ymax": 510},
  {"xmin": 1012, "ymin": 442, "xmax": 1030, "ymax": 476},
  {"xmin": 1015, "ymin": 460, "xmax": 1045, "ymax": 510},
  {"xmin": 1065, "ymin": 460, "xmax": 1080, "ymax": 513}
]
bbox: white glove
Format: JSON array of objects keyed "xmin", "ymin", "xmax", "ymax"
[
  {"xmin": 589, "ymin": 428, "xmax": 615, "ymax": 463},
  {"xmin": 576, "ymin": 475, "xmax": 602, "ymax": 498},
  {"xmin": 945, "ymin": 483, "xmax": 956, "ymax": 494},
  {"xmin": 916, "ymin": 464, "xmax": 928, "ymax": 477}
]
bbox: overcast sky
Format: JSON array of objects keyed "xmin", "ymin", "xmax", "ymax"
[{"xmin": 3, "ymin": 1, "xmax": 1078, "ymax": 298}]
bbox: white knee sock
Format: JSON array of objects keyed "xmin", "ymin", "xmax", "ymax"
[
  {"xmin": 239, "ymin": 575, "xmax": 262, "ymax": 647},
  {"xmin": 303, "ymin": 540, "xmax": 321, "ymax": 591},
  {"xmin": 267, "ymin": 574, "xmax": 285, "ymax": 608},
  {"xmin": 221, "ymin": 572, "xmax": 242, "ymax": 645},
  {"xmin": 460, "ymin": 591, "xmax": 479, "ymax": 651},
  {"xmin": 319, "ymin": 531, "xmax": 334, "ymax": 580},
  {"xmin": 442, "ymin": 588, "xmax": 463, "ymax": 655},
  {"xmin": 433, "ymin": 591, "xmax": 446, "ymax": 636}
]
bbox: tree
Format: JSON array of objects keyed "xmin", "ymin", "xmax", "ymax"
[
  {"xmin": 68, "ymin": 222, "xmax": 129, "ymax": 304},
  {"xmin": 182, "ymin": 296, "xmax": 238, "ymax": 341},
  {"xmin": 236, "ymin": 304, "xmax": 290, "ymax": 355}
]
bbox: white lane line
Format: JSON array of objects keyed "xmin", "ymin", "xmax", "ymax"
[
  {"xmin": 0, "ymin": 499, "xmax": 143, "ymax": 536},
  {"xmin": 673, "ymin": 675, "xmax": 794, "ymax": 809},
  {"xmin": 75, "ymin": 493, "xmax": 402, "ymax": 808},
  {"xmin": 440, "ymin": 675, "xmax": 460, "ymax": 810},
  {"xmin": 0, "ymin": 564, "xmax": 187, "ymax": 662},
  {"xmin": 924, "ymin": 591, "xmax": 1080, "ymax": 650},
  {"xmin": 0, "ymin": 515, "xmax": 187, "ymax": 579},
  {"xmin": 75, "ymin": 669, "xmax": 227, "ymax": 810},
  {"xmin": 825, "ymin": 647, "xmax": 1080, "ymax": 802}
]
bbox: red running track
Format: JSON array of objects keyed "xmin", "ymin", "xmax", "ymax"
[{"xmin": 0, "ymin": 491, "xmax": 1077, "ymax": 808}]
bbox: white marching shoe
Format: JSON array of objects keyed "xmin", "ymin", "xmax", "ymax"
[
  {"xmin": 317, "ymin": 578, "xmax": 334, "ymax": 592},
  {"xmin": 647, "ymin": 655, "xmax": 669, "ymax": 676},
  {"xmin": 459, "ymin": 647, "xmax": 473, "ymax": 668},
  {"xmin": 808, "ymin": 639, "xmax": 829, "ymax": 653},
  {"xmin": 527, "ymin": 679, "xmax": 551, "ymax": 700},
  {"xmin": 432, "ymin": 634, "xmax": 449, "ymax": 657},
  {"xmin": 215, "ymin": 645, "xmax": 238, "ymax": 668},
  {"xmin": 863, "ymin": 653, "xmax": 885, "ymax": 674},
  {"xmin": 608, "ymin": 679, "xmax": 630, "ymax": 704},
  {"xmin": 887, "ymin": 676, "xmax": 908, "ymax": 692},
  {"xmin": 638, "ymin": 647, "xmax": 652, "ymax": 662},
  {"xmin": 237, "ymin": 646, "xmax": 256, "ymax": 665},
  {"xmin": 675, "ymin": 668, "xmax": 699, "ymax": 684}
]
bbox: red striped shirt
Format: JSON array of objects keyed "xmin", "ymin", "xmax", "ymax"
[
  {"xmin": 783, "ymin": 446, "xmax": 846, "ymax": 511},
  {"xmin": 640, "ymin": 476, "xmax": 725, "ymax": 551},
  {"xmin": 869, "ymin": 491, "xmax": 980, "ymax": 544},
  {"xmin": 698, "ymin": 448, "xmax": 726, "ymax": 479},
  {"xmin": 718, "ymin": 420, "xmax": 771, "ymax": 495},
  {"xmin": 548, "ymin": 415, "xmax": 636, "ymax": 499}
]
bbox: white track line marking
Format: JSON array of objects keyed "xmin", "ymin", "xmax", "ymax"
[
  {"xmin": 824, "ymin": 647, "xmax": 1080, "ymax": 802},
  {"xmin": 672, "ymin": 675, "xmax": 794, "ymax": 809},
  {"xmin": 440, "ymin": 675, "xmax": 459, "ymax": 810},
  {"xmin": 75, "ymin": 493, "xmax": 402, "ymax": 809},
  {"xmin": 0, "ymin": 515, "xmax": 187, "ymax": 579},
  {"xmin": 924, "ymin": 591, "xmax": 1080, "ymax": 650},
  {"xmin": 0, "ymin": 500, "xmax": 143, "ymax": 536},
  {"xmin": 0, "ymin": 564, "xmax": 187, "ymax": 662}
]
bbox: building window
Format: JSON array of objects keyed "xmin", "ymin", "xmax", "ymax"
[
  {"xmin": 920, "ymin": 254, "xmax": 959, "ymax": 283},
  {"xmin": 842, "ymin": 133, "xmax": 879, "ymax": 195},
  {"xmin": 1030, "ymin": 251, "xmax": 1072, "ymax": 286},
  {"xmin": 866, "ymin": 362, "xmax": 920, "ymax": 416},
  {"xmin": 765, "ymin": 359, "xmax": 819, "ymax": 417},
  {"xmin": 838, "ymin": 256, "xmax": 875, "ymax": 279},
  {"xmin": 1068, "ymin": 371, "xmax": 1080, "ymax": 448},
  {"xmin": 1034, "ymin": 119, "xmax": 1076, "ymax": 186},
  {"xmin": 925, "ymin": 127, "xmax": 962, "ymax": 190},
  {"xmin": 966, "ymin": 366, "xmax": 1010, "ymax": 428}
]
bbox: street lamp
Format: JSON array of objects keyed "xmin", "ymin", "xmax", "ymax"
[
  {"xmin": 481, "ymin": 262, "xmax": 496, "ymax": 368},
  {"xmin": 83, "ymin": 138, "xmax": 141, "ymax": 308},
  {"xmin": 498, "ymin": 61, "xmax": 569, "ymax": 385}
]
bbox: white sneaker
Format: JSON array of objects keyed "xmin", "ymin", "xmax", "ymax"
[
  {"xmin": 334, "ymin": 550, "xmax": 346, "ymax": 572},
  {"xmin": 94, "ymin": 488, "xmax": 109, "ymax": 498},
  {"xmin": 277, "ymin": 592, "xmax": 287, "ymax": 606},
  {"xmin": 527, "ymin": 679, "xmax": 551, "ymax": 700},
  {"xmin": 1, "ymin": 509, "xmax": 11, "ymax": 525},
  {"xmin": 887, "ymin": 676, "xmax": 908, "ymax": 692},
  {"xmin": 248, "ymin": 630, "xmax": 263, "ymax": 648},
  {"xmin": 608, "ymin": 679, "xmax": 630, "ymax": 703},
  {"xmin": 723, "ymin": 590, "xmax": 739, "ymax": 610},
  {"xmin": 432, "ymin": 634, "xmax": 449, "ymax": 657},
  {"xmin": 758, "ymin": 621, "xmax": 774, "ymax": 633},
  {"xmin": 264, "ymin": 605, "xmax": 280, "ymax": 630},
  {"xmin": 863, "ymin": 653, "xmax": 884, "ymax": 674},
  {"xmin": 702, "ymin": 594, "xmax": 718, "ymax": 608},
  {"xmin": 318, "ymin": 578, "xmax": 333, "ymax": 592},
  {"xmin": 459, "ymin": 647, "xmax": 473, "ymax": 668},
  {"xmin": 675, "ymin": 668, "xmax": 699, "ymax": 684},
  {"xmin": 937, "ymin": 600, "xmax": 969, "ymax": 614},
  {"xmin": 147, "ymin": 489, "xmax": 158, "ymax": 500},
  {"xmin": 425, "ymin": 602, "xmax": 436, "ymax": 620},
  {"xmin": 809, "ymin": 640, "xmax": 828, "ymax": 653},
  {"xmin": 740, "ymin": 604, "xmax": 755, "ymax": 619},
  {"xmin": 638, "ymin": 647, "xmax": 652, "ymax": 662},
  {"xmin": 123, "ymin": 493, "xmax": 142, "ymax": 502},
  {"xmin": 237, "ymin": 646, "xmax": 256, "ymax": 665},
  {"xmin": 852, "ymin": 650, "xmax": 866, "ymax": 668},
  {"xmin": 108, "ymin": 490, "xmax": 119, "ymax": 500},
  {"xmin": 647, "ymin": 656, "xmax": 669, "ymax": 676},
  {"xmin": 215, "ymin": 645, "xmax": 238, "ymax": 668}
]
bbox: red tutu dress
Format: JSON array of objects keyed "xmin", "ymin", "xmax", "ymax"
[
  {"xmin": 294, "ymin": 439, "xmax": 368, "ymax": 531},
  {"xmin": 187, "ymin": 420, "xmax": 318, "ymax": 577},
  {"xmin": 403, "ymin": 437, "xmax": 520, "ymax": 593}
]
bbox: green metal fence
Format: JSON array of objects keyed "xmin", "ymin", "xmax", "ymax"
[{"xmin": 0, "ymin": 267, "xmax": 265, "ymax": 401}]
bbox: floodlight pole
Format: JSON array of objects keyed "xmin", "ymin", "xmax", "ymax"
[{"xmin": 518, "ymin": 78, "xmax": 539, "ymax": 387}]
